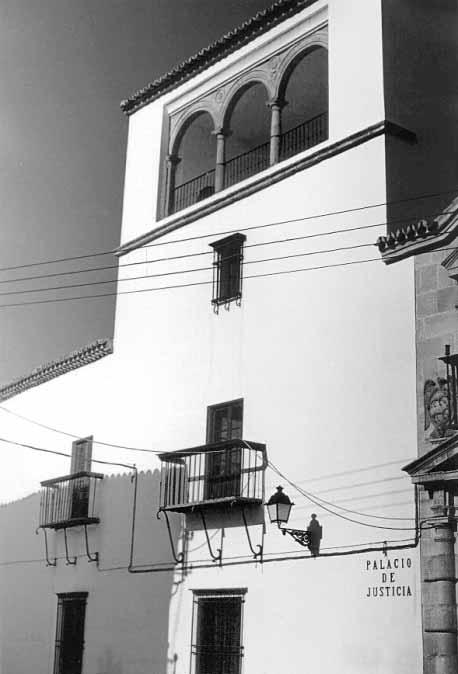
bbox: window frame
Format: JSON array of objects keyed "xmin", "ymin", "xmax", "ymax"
[
  {"xmin": 191, "ymin": 588, "xmax": 247, "ymax": 674},
  {"xmin": 210, "ymin": 233, "xmax": 246, "ymax": 308},
  {"xmin": 205, "ymin": 399, "xmax": 244, "ymax": 501},
  {"xmin": 53, "ymin": 592, "xmax": 88, "ymax": 674}
]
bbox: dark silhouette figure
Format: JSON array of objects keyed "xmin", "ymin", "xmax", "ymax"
[{"xmin": 307, "ymin": 513, "xmax": 322, "ymax": 557}]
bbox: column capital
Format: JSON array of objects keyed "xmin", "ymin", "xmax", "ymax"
[
  {"xmin": 166, "ymin": 153, "xmax": 181, "ymax": 166},
  {"xmin": 267, "ymin": 97, "xmax": 287, "ymax": 110},
  {"xmin": 212, "ymin": 126, "xmax": 231, "ymax": 138}
]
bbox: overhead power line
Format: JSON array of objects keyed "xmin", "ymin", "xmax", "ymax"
[
  {"xmin": 0, "ymin": 255, "xmax": 400, "ymax": 310},
  {"xmin": 0, "ymin": 436, "xmax": 136, "ymax": 470},
  {"xmin": 0, "ymin": 406, "xmax": 162, "ymax": 454},
  {"xmin": 268, "ymin": 460, "xmax": 416, "ymax": 531},
  {"xmin": 0, "ymin": 187, "xmax": 455, "ymax": 273},
  {"xmin": 0, "ymin": 243, "xmax": 376, "ymax": 299}
]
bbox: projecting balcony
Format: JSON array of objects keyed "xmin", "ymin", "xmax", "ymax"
[
  {"xmin": 39, "ymin": 472, "xmax": 104, "ymax": 529},
  {"xmin": 158, "ymin": 439, "xmax": 267, "ymax": 513}
]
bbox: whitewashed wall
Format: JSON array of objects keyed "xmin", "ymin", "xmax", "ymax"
[{"xmin": 0, "ymin": 0, "xmax": 424, "ymax": 671}]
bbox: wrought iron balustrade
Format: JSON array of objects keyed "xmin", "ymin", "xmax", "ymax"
[
  {"xmin": 158, "ymin": 439, "xmax": 267, "ymax": 512},
  {"xmin": 224, "ymin": 142, "xmax": 270, "ymax": 188},
  {"xmin": 39, "ymin": 471, "xmax": 104, "ymax": 529},
  {"xmin": 172, "ymin": 170, "xmax": 215, "ymax": 213},
  {"xmin": 280, "ymin": 111, "xmax": 328, "ymax": 161}
]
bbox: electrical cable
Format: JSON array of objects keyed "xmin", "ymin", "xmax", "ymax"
[
  {"xmin": 0, "ymin": 186, "xmax": 455, "ymax": 274},
  {"xmin": 0, "ymin": 436, "xmax": 136, "ymax": 470},
  {"xmin": 0, "ymin": 243, "xmax": 377, "ymax": 299},
  {"xmin": 0, "ymin": 255, "xmax": 400, "ymax": 310},
  {"xmin": 0, "ymin": 406, "xmax": 162, "ymax": 454},
  {"xmin": 268, "ymin": 460, "xmax": 417, "ymax": 531},
  {"xmin": 1, "ymin": 205, "xmax": 455, "ymax": 290}
]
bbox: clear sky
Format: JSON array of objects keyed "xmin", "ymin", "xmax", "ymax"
[{"xmin": 0, "ymin": 0, "xmax": 272, "ymax": 385}]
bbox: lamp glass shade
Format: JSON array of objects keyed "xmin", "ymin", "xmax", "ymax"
[{"xmin": 266, "ymin": 486, "xmax": 293, "ymax": 524}]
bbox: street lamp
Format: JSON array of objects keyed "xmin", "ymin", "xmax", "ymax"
[
  {"xmin": 266, "ymin": 485, "xmax": 294, "ymax": 526},
  {"xmin": 265, "ymin": 486, "xmax": 323, "ymax": 556}
]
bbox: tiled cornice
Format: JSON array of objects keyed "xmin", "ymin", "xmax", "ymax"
[
  {"xmin": 120, "ymin": 0, "xmax": 319, "ymax": 115},
  {"xmin": 0, "ymin": 338, "xmax": 113, "ymax": 402},
  {"xmin": 376, "ymin": 195, "xmax": 458, "ymax": 265}
]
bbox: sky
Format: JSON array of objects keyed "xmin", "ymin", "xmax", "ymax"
[{"xmin": 0, "ymin": 0, "xmax": 273, "ymax": 385}]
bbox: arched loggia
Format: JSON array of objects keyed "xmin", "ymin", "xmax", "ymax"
[
  {"xmin": 168, "ymin": 111, "xmax": 216, "ymax": 214},
  {"xmin": 277, "ymin": 46, "xmax": 328, "ymax": 161}
]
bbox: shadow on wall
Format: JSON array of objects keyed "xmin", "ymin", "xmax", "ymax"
[{"xmin": 97, "ymin": 650, "xmax": 123, "ymax": 674}]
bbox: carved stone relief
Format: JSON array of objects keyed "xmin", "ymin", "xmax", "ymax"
[{"xmin": 424, "ymin": 378, "xmax": 454, "ymax": 439}]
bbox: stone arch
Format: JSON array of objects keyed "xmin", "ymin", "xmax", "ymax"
[
  {"xmin": 170, "ymin": 106, "xmax": 217, "ymax": 156},
  {"xmin": 276, "ymin": 40, "xmax": 328, "ymax": 103},
  {"xmin": 222, "ymin": 73, "xmax": 274, "ymax": 131}
]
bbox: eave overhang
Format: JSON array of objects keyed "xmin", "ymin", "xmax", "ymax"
[
  {"xmin": 377, "ymin": 195, "xmax": 458, "ymax": 265},
  {"xmin": 120, "ymin": 0, "xmax": 319, "ymax": 116},
  {"xmin": 403, "ymin": 433, "xmax": 458, "ymax": 489}
]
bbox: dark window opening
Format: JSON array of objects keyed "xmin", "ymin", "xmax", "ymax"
[
  {"xmin": 205, "ymin": 400, "xmax": 243, "ymax": 500},
  {"xmin": 210, "ymin": 234, "xmax": 246, "ymax": 307},
  {"xmin": 192, "ymin": 590, "xmax": 245, "ymax": 674},
  {"xmin": 172, "ymin": 112, "xmax": 216, "ymax": 214},
  {"xmin": 54, "ymin": 593, "xmax": 87, "ymax": 674},
  {"xmin": 279, "ymin": 46, "xmax": 328, "ymax": 161},
  {"xmin": 224, "ymin": 83, "xmax": 271, "ymax": 188}
]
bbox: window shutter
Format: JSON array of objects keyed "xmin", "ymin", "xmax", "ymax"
[{"xmin": 70, "ymin": 437, "xmax": 93, "ymax": 474}]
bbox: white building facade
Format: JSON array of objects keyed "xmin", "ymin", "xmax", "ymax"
[{"xmin": 2, "ymin": 1, "xmax": 458, "ymax": 672}]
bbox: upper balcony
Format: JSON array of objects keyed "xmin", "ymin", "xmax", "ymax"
[
  {"xmin": 162, "ymin": 37, "xmax": 328, "ymax": 218},
  {"xmin": 158, "ymin": 439, "xmax": 267, "ymax": 513},
  {"xmin": 39, "ymin": 471, "xmax": 104, "ymax": 530}
]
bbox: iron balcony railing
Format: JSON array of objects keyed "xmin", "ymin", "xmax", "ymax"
[
  {"xmin": 172, "ymin": 169, "xmax": 215, "ymax": 213},
  {"xmin": 279, "ymin": 111, "xmax": 328, "ymax": 161},
  {"xmin": 158, "ymin": 439, "xmax": 267, "ymax": 512},
  {"xmin": 224, "ymin": 141, "xmax": 270, "ymax": 189},
  {"xmin": 39, "ymin": 471, "xmax": 104, "ymax": 529}
]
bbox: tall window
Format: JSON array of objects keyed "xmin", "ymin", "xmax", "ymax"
[
  {"xmin": 210, "ymin": 234, "xmax": 246, "ymax": 308},
  {"xmin": 70, "ymin": 437, "xmax": 93, "ymax": 520},
  {"xmin": 54, "ymin": 592, "xmax": 88, "ymax": 674},
  {"xmin": 192, "ymin": 589, "xmax": 246, "ymax": 674},
  {"xmin": 205, "ymin": 400, "xmax": 243, "ymax": 500}
]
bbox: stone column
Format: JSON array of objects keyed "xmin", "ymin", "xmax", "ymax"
[
  {"xmin": 214, "ymin": 128, "xmax": 227, "ymax": 193},
  {"xmin": 424, "ymin": 489, "xmax": 458, "ymax": 674},
  {"xmin": 268, "ymin": 99, "xmax": 286, "ymax": 166},
  {"xmin": 164, "ymin": 154, "xmax": 180, "ymax": 216}
]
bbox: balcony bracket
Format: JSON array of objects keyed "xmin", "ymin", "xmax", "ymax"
[
  {"xmin": 157, "ymin": 509, "xmax": 185, "ymax": 566},
  {"xmin": 198, "ymin": 510, "xmax": 222, "ymax": 565},
  {"xmin": 63, "ymin": 527, "xmax": 77, "ymax": 566},
  {"xmin": 240, "ymin": 505, "xmax": 263, "ymax": 561},
  {"xmin": 83, "ymin": 524, "xmax": 99, "ymax": 564},
  {"xmin": 36, "ymin": 527, "xmax": 57, "ymax": 567}
]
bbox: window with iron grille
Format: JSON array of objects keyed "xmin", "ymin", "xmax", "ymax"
[
  {"xmin": 205, "ymin": 400, "xmax": 243, "ymax": 500},
  {"xmin": 210, "ymin": 234, "xmax": 246, "ymax": 308},
  {"xmin": 53, "ymin": 592, "xmax": 88, "ymax": 674},
  {"xmin": 192, "ymin": 589, "xmax": 246, "ymax": 674}
]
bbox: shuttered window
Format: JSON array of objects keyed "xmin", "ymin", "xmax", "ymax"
[
  {"xmin": 192, "ymin": 590, "xmax": 246, "ymax": 674},
  {"xmin": 205, "ymin": 400, "xmax": 243, "ymax": 500},
  {"xmin": 54, "ymin": 592, "xmax": 88, "ymax": 674}
]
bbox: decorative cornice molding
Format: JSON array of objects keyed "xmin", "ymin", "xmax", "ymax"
[
  {"xmin": 0, "ymin": 338, "xmax": 113, "ymax": 403},
  {"xmin": 120, "ymin": 0, "xmax": 319, "ymax": 116},
  {"xmin": 376, "ymin": 195, "xmax": 458, "ymax": 265},
  {"xmin": 117, "ymin": 119, "xmax": 416, "ymax": 257}
]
